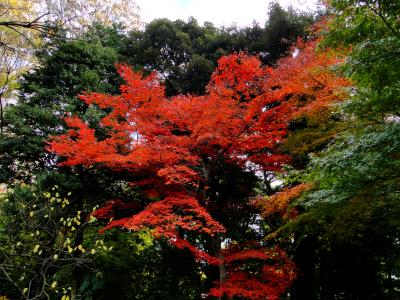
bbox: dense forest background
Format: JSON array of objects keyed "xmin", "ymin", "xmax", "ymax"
[{"xmin": 0, "ymin": 0, "xmax": 399, "ymax": 299}]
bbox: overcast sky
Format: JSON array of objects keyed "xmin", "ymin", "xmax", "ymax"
[{"xmin": 135, "ymin": 0, "xmax": 321, "ymax": 28}]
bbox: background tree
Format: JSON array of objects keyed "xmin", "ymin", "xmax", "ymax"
[
  {"xmin": 0, "ymin": 0, "xmax": 49, "ymax": 134},
  {"xmin": 41, "ymin": 0, "xmax": 141, "ymax": 34},
  {"xmin": 0, "ymin": 0, "xmax": 140, "ymax": 133},
  {"xmin": 123, "ymin": 4, "xmax": 316, "ymax": 96},
  {"xmin": 0, "ymin": 25, "xmax": 124, "ymax": 182},
  {"xmin": 262, "ymin": 3, "xmax": 317, "ymax": 63}
]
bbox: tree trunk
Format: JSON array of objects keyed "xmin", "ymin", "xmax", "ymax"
[{"xmin": 210, "ymin": 234, "xmax": 227, "ymax": 300}]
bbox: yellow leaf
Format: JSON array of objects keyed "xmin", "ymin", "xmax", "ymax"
[{"xmin": 33, "ymin": 245, "xmax": 40, "ymax": 253}]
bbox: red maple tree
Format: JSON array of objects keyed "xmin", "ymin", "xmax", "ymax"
[{"xmin": 48, "ymin": 39, "xmax": 347, "ymax": 299}]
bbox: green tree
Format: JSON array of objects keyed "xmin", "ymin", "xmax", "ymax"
[
  {"xmin": 0, "ymin": 25, "xmax": 122, "ymax": 182},
  {"xmin": 275, "ymin": 1, "xmax": 400, "ymax": 298},
  {"xmin": 0, "ymin": 25, "xmax": 126, "ymax": 298},
  {"xmin": 262, "ymin": 2, "xmax": 316, "ymax": 63}
]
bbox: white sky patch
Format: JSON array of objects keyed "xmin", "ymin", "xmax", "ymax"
[{"xmin": 136, "ymin": 0, "xmax": 321, "ymax": 28}]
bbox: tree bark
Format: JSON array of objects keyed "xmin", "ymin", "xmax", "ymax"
[{"xmin": 210, "ymin": 234, "xmax": 227, "ymax": 300}]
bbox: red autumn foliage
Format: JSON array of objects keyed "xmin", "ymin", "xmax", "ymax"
[
  {"xmin": 264, "ymin": 38, "xmax": 350, "ymax": 120},
  {"xmin": 107, "ymin": 194, "xmax": 225, "ymax": 238},
  {"xmin": 50, "ymin": 53, "xmax": 291, "ymax": 175},
  {"xmin": 48, "ymin": 39, "xmax": 347, "ymax": 299},
  {"xmin": 209, "ymin": 244, "xmax": 297, "ymax": 300}
]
